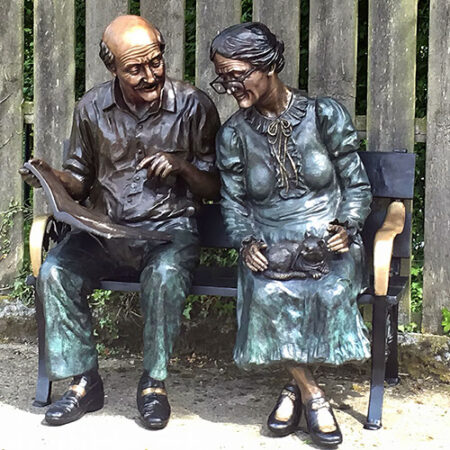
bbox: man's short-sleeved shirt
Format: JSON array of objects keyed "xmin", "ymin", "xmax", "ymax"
[{"xmin": 63, "ymin": 77, "xmax": 220, "ymax": 223}]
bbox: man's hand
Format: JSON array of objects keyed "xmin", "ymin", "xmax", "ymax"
[
  {"xmin": 18, "ymin": 158, "xmax": 49, "ymax": 188},
  {"xmin": 241, "ymin": 240, "xmax": 269, "ymax": 272},
  {"xmin": 137, "ymin": 152, "xmax": 184, "ymax": 179},
  {"xmin": 137, "ymin": 150, "xmax": 220, "ymax": 200},
  {"xmin": 327, "ymin": 224, "xmax": 349, "ymax": 253}
]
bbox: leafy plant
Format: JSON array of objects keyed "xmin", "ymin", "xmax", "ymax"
[
  {"xmin": 0, "ymin": 200, "xmax": 22, "ymax": 261},
  {"xmin": 241, "ymin": 0, "xmax": 252, "ymax": 22},
  {"xmin": 398, "ymin": 322, "xmax": 419, "ymax": 333},
  {"xmin": 10, "ymin": 268, "xmax": 35, "ymax": 306},
  {"xmin": 442, "ymin": 308, "xmax": 450, "ymax": 335},
  {"xmin": 184, "ymin": 0, "xmax": 196, "ymax": 84}
]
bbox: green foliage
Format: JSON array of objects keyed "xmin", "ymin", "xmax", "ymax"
[
  {"xmin": 241, "ymin": 0, "xmax": 252, "ymax": 23},
  {"xmin": 184, "ymin": 0, "xmax": 196, "ymax": 84},
  {"xmin": 299, "ymin": 0, "xmax": 309, "ymax": 91},
  {"xmin": 410, "ymin": 262, "xmax": 423, "ymax": 314},
  {"xmin": 89, "ymin": 289, "xmax": 142, "ymax": 352},
  {"xmin": 398, "ymin": 322, "xmax": 419, "ymax": 333},
  {"xmin": 6, "ymin": 201, "xmax": 34, "ymax": 305},
  {"xmin": 23, "ymin": 0, "xmax": 33, "ymax": 101},
  {"xmin": 75, "ymin": 0, "xmax": 86, "ymax": 99},
  {"xmin": 416, "ymin": 0, "xmax": 429, "ymax": 118},
  {"xmin": 0, "ymin": 200, "xmax": 24, "ymax": 261},
  {"xmin": 356, "ymin": 0, "xmax": 368, "ymax": 115},
  {"xmin": 90, "ymin": 289, "xmax": 119, "ymax": 354},
  {"xmin": 442, "ymin": 308, "xmax": 450, "ymax": 335},
  {"xmin": 10, "ymin": 268, "xmax": 35, "ymax": 306},
  {"xmin": 183, "ymin": 295, "xmax": 235, "ymax": 320},
  {"xmin": 130, "ymin": 0, "xmax": 140, "ymax": 15}
]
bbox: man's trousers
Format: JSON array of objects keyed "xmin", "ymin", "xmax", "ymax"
[{"xmin": 36, "ymin": 222, "xmax": 199, "ymax": 381}]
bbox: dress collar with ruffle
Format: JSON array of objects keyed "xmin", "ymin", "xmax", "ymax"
[{"xmin": 242, "ymin": 89, "xmax": 309, "ymax": 135}]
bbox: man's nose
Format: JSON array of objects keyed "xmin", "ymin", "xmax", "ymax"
[{"xmin": 143, "ymin": 66, "xmax": 156, "ymax": 83}]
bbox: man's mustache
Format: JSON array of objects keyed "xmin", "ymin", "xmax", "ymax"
[{"xmin": 134, "ymin": 78, "xmax": 162, "ymax": 91}]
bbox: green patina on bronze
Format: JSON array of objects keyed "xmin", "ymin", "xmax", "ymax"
[{"xmin": 216, "ymin": 92, "xmax": 373, "ymax": 367}]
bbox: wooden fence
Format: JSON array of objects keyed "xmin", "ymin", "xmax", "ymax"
[{"xmin": 0, "ymin": 0, "xmax": 449, "ymax": 334}]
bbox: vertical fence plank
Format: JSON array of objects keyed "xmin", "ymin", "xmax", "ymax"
[
  {"xmin": 367, "ymin": 1, "xmax": 417, "ymax": 152},
  {"xmin": 196, "ymin": 0, "xmax": 241, "ymax": 121},
  {"xmin": 141, "ymin": 0, "xmax": 185, "ymax": 80},
  {"xmin": 34, "ymin": 0, "xmax": 75, "ymax": 215},
  {"xmin": 367, "ymin": 0, "xmax": 417, "ymax": 324},
  {"xmin": 253, "ymin": 0, "xmax": 300, "ymax": 89},
  {"xmin": 85, "ymin": 0, "xmax": 129, "ymax": 90},
  {"xmin": 308, "ymin": 0, "xmax": 358, "ymax": 118},
  {"xmin": 422, "ymin": 0, "xmax": 450, "ymax": 334},
  {"xmin": 0, "ymin": 0, "xmax": 24, "ymax": 287}
]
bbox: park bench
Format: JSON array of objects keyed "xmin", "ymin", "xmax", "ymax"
[{"xmin": 27, "ymin": 149, "xmax": 415, "ymax": 430}]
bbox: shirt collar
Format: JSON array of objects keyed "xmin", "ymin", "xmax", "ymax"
[{"xmin": 101, "ymin": 77, "xmax": 176, "ymax": 113}]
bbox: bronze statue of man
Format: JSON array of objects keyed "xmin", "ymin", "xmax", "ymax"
[{"xmin": 20, "ymin": 15, "xmax": 220, "ymax": 429}]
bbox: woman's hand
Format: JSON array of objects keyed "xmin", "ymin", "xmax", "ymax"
[
  {"xmin": 327, "ymin": 224, "xmax": 349, "ymax": 253},
  {"xmin": 241, "ymin": 240, "xmax": 268, "ymax": 272}
]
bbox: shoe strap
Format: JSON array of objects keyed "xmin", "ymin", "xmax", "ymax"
[
  {"xmin": 280, "ymin": 389, "xmax": 297, "ymax": 403},
  {"xmin": 69, "ymin": 384, "xmax": 86, "ymax": 397},
  {"xmin": 141, "ymin": 387, "xmax": 167, "ymax": 396},
  {"xmin": 309, "ymin": 397, "xmax": 331, "ymax": 411}
]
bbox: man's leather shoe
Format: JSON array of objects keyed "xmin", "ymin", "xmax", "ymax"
[
  {"xmin": 45, "ymin": 370, "xmax": 104, "ymax": 426},
  {"xmin": 137, "ymin": 371, "xmax": 171, "ymax": 430},
  {"xmin": 304, "ymin": 397, "xmax": 343, "ymax": 447},
  {"xmin": 267, "ymin": 383, "xmax": 302, "ymax": 436}
]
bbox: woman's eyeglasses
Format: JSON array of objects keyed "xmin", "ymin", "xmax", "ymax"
[{"xmin": 209, "ymin": 68, "xmax": 257, "ymax": 94}]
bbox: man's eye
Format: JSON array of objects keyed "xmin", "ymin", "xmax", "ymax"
[
  {"xmin": 151, "ymin": 58, "xmax": 162, "ymax": 68},
  {"xmin": 128, "ymin": 66, "xmax": 140, "ymax": 75}
]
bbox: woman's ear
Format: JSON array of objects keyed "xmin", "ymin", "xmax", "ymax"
[{"xmin": 267, "ymin": 64, "xmax": 276, "ymax": 76}]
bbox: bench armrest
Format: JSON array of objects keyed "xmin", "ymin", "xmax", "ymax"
[
  {"xmin": 373, "ymin": 201, "xmax": 406, "ymax": 296},
  {"xmin": 29, "ymin": 215, "xmax": 53, "ymax": 277}
]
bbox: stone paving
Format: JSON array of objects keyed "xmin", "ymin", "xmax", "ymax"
[{"xmin": 0, "ymin": 342, "xmax": 449, "ymax": 450}]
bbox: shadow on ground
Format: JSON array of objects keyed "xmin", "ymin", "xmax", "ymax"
[{"xmin": 0, "ymin": 342, "xmax": 449, "ymax": 450}]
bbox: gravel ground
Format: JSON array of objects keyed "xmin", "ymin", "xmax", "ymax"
[{"xmin": 0, "ymin": 342, "xmax": 449, "ymax": 450}]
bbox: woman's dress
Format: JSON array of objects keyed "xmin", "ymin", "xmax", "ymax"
[{"xmin": 216, "ymin": 91, "xmax": 373, "ymax": 368}]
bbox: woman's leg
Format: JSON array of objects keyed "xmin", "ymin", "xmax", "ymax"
[{"xmin": 289, "ymin": 365, "xmax": 337, "ymax": 432}]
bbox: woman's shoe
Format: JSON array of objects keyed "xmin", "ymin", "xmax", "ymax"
[
  {"xmin": 267, "ymin": 383, "xmax": 302, "ymax": 436},
  {"xmin": 304, "ymin": 397, "xmax": 343, "ymax": 447}
]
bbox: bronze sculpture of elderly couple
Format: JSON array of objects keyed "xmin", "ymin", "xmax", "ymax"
[{"xmin": 21, "ymin": 15, "xmax": 372, "ymax": 448}]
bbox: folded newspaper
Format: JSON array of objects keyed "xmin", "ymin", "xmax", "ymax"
[{"xmin": 24, "ymin": 160, "xmax": 172, "ymax": 242}]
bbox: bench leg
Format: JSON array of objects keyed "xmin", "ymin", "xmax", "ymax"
[
  {"xmin": 33, "ymin": 289, "xmax": 52, "ymax": 407},
  {"xmin": 364, "ymin": 296, "xmax": 387, "ymax": 430},
  {"xmin": 385, "ymin": 303, "xmax": 400, "ymax": 386}
]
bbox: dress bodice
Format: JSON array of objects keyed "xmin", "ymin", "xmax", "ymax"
[{"xmin": 216, "ymin": 91, "xmax": 372, "ymax": 246}]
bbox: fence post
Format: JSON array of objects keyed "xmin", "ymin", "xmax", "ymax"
[
  {"xmin": 34, "ymin": 0, "xmax": 75, "ymax": 215},
  {"xmin": 422, "ymin": 0, "xmax": 450, "ymax": 334},
  {"xmin": 253, "ymin": 0, "xmax": 301, "ymax": 89},
  {"xmin": 367, "ymin": 0, "xmax": 418, "ymax": 325},
  {"xmin": 0, "ymin": 0, "xmax": 24, "ymax": 288},
  {"xmin": 196, "ymin": 0, "xmax": 241, "ymax": 122},
  {"xmin": 308, "ymin": 0, "xmax": 358, "ymax": 119},
  {"xmin": 141, "ymin": 0, "xmax": 185, "ymax": 80},
  {"xmin": 85, "ymin": 0, "xmax": 129, "ymax": 91}
]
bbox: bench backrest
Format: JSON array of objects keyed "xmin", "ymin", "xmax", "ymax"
[{"xmin": 198, "ymin": 151, "xmax": 416, "ymax": 269}]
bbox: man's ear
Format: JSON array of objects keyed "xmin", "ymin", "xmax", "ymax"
[
  {"xmin": 108, "ymin": 64, "xmax": 117, "ymax": 76},
  {"xmin": 268, "ymin": 64, "xmax": 276, "ymax": 76}
]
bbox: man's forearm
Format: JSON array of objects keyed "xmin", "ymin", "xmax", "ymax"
[{"xmin": 178, "ymin": 161, "xmax": 220, "ymax": 200}]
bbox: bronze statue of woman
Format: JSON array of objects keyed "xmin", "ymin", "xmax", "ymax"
[{"xmin": 210, "ymin": 22, "xmax": 372, "ymax": 447}]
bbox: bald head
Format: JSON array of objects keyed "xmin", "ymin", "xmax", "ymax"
[{"xmin": 99, "ymin": 15, "xmax": 165, "ymax": 71}]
